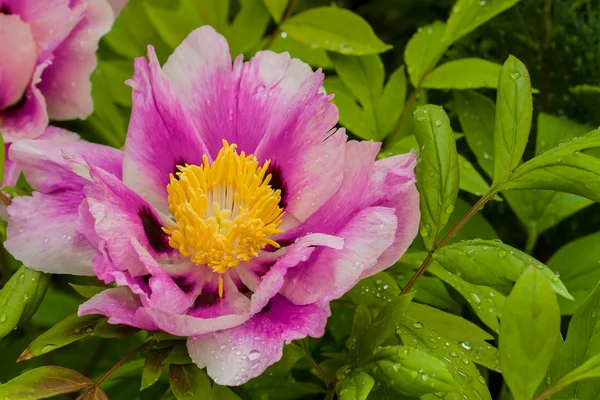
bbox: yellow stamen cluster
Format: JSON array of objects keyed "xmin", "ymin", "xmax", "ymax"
[{"xmin": 163, "ymin": 141, "xmax": 284, "ymax": 279}]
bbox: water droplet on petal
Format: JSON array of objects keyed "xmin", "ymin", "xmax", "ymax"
[{"xmin": 248, "ymin": 350, "xmax": 261, "ymax": 361}]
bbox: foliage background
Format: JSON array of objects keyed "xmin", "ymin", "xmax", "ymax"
[{"xmin": 1, "ymin": 0, "xmax": 600, "ymax": 399}]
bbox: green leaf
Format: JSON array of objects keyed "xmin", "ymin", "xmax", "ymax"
[
  {"xmin": 422, "ymin": 58, "xmax": 502, "ymax": 89},
  {"xmin": 404, "ymin": 21, "xmax": 447, "ymax": 86},
  {"xmin": 163, "ymin": 343, "xmax": 193, "ymax": 365},
  {"xmin": 444, "ymin": 0, "xmax": 522, "ymax": 45},
  {"xmin": 326, "ymin": 55, "xmax": 387, "ymax": 140},
  {"xmin": 169, "ymin": 364, "xmax": 211, "ymax": 400},
  {"xmin": 381, "ymin": 134, "xmax": 419, "ymax": 157},
  {"xmin": 227, "ymin": 0, "xmax": 270, "ymax": 55},
  {"xmin": 0, "ymin": 266, "xmax": 50, "ymax": 339},
  {"xmin": 454, "ymin": 90, "xmax": 496, "ymax": 176},
  {"xmin": 263, "ymin": 343, "xmax": 304, "ymax": 376},
  {"xmin": 191, "ymin": 0, "xmax": 229, "ymax": 34},
  {"xmin": 212, "ymin": 385, "xmax": 242, "ymax": 400},
  {"xmin": 458, "ymin": 154, "xmax": 492, "ymax": 197},
  {"xmin": 503, "ymin": 130, "xmax": 600, "ymax": 201},
  {"xmin": 544, "ymin": 353, "xmax": 600, "ymax": 398},
  {"xmin": 405, "ymin": 303, "xmax": 500, "ymax": 372},
  {"xmin": 377, "ymin": 65, "xmax": 407, "ymax": 137},
  {"xmin": 346, "ymin": 271, "xmax": 400, "ymax": 308},
  {"xmin": 0, "ymin": 366, "xmax": 93, "ymax": 399},
  {"xmin": 398, "ymin": 273, "xmax": 460, "ymax": 311},
  {"xmin": 330, "ymin": 90, "xmax": 373, "ymax": 140},
  {"xmin": 281, "ymin": 7, "xmax": 391, "ymax": 56},
  {"xmin": 29, "ymin": 285, "xmax": 80, "ymax": 327},
  {"xmin": 69, "ymin": 283, "xmax": 107, "ymax": 299},
  {"xmin": 536, "ymin": 112, "xmax": 593, "ymax": 154},
  {"xmin": 269, "ymin": 34, "xmax": 332, "ymax": 68},
  {"xmin": 413, "ymin": 105, "xmax": 459, "ymax": 250},
  {"xmin": 239, "ymin": 375, "xmax": 324, "ymax": 399},
  {"xmin": 405, "ymin": 303, "xmax": 493, "ymax": 342},
  {"xmin": 93, "ymin": 319, "xmax": 140, "ymax": 339},
  {"xmin": 369, "ymin": 346, "xmax": 459, "ymax": 396},
  {"xmin": 500, "ymin": 266, "xmax": 560, "ymax": 400},
  {"xmin": 84, "ymin": 69, "xmax": 128, "ymax": 148},
  {"xmin": 347, "ymin": 305, "xmax": 372, "ymax": 352},
  {"xmin": 548, "ymin": 232, "xmax": 600, "ymax": 315},
  {"xmin": 492, "ymin": 55, "xmax": 533, "ymax": 186},
  {"xmin": 144, "ymin": 0, "xmax": 204, "ymax": 50},
  {"xmin": 433, "ymin": 240, "xmax": 573, "ymax": 299},
  {"xmin": 337, "ymin": 371, "xmax": 374, "ymax": 400},
  {"xmin": 142, "ymin": 348, "xmax": 170, "ymax": 390},
  {"xmin": 456, "ymin": 92, "xmax": 591, "ymax": 244},
  {"xmin": 408, "ymin": 197, "xmax": 499, "ymax": 252},
  {"xmin": 329, "ymin": 54, "xmax": 383, "ymax": 109},
  {"xmin": 570, "ymin": 84, "xmax": 600, "ymax": 95},
  {"xmin": 548, "ymin": 282, "xmax": 600, "ymax": 399},
  {"xmin": 19, "ymin": 314, "xmax": 102, "ymax": 361},
  {"xmin": 103, "ymin": 0, "xmax": 171, "ymax": 61},
  {"xmin": 355, "ymin": 294, "xmax": 414, "ymax": 358},
  {"xmin": 263, "ymin": 0, "xmax": 287, "ymax": 23},
  {"xmin": 396, "ymin": 315, "xmax": 492, "ymax": 400},
  {"xmin": 428, "ymin": 262, "xmax": 505, "ymax": 333},
  {"xmin": 400, "ymin": 251, "xmax": 505, "ymax": 334}
]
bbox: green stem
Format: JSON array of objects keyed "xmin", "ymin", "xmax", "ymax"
[
  {"xmin": 384, "ymin": 89, "xmax": 419, "ymax": 148},
  {"xmin": 262, "ymin": 0, "xmax": 299, "ymax": 50},
  {"xmin": 76, "ymin": 341, "xmax": 150, "ymax": 399},
  {"xmin": 533, "ymin": 381, "xmax": 568, "ymax": 400},
  {"xmin": 401, "ymin": 189, "xmax": 500, "ymax": 294},
  {"xmin": 298, "ymin": 340, "xmax": 331, "ymax": 387},
  {"xmin": 324, "ymin": 384, "xmax": 336, "ymax": 400}
]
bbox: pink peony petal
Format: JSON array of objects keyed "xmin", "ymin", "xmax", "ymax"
[
  {"xmin": 0, "ymin": 59, "xmax": 50, "ymax": 141},
  {"xmin": 281, "ymin": 206, "xmax": 398, "ymax": 305},
  {"xmin": 78, "ymin": 287, "xmax": 158, "ymax": 331},
  {"xmin": 123, "ymin": 46, "xmax": 210, "ymax": 213},
  {"xmin": 83, "ymin": 164, "xmax": 176, "ymax": 278},
  {"xmin": 5, "ymin": 190, "xmax": 96, "ymax": 275},
  {"xmin": 187, "ymin": 295, "xmax": 330, "ymax": 386},
  {"xmin": 39, "ymin": 0, "xmax": 114, "ymax": 120},
  {"xmin": 0, "ymin": 14, "xmax": 36, "ymax": 109}
]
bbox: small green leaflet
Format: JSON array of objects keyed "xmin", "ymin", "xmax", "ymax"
[
  {"xmin": 413, "ymin": 105, "xmax": 459, "ymax": 250},
  {"xmin": 337, "ymin": 370, "xmax": 375, "ymax": 400},
  {"xmin": 492, "ymin": 55, "xmax": 532, "ymax": 186},
  {"xmin": 547, "ymin": 282, "xmax": 600, "ymax": 399},
  {"xmin": 281, "ymin": 7, "xmax": 391, "ymax": 55},
  {"xmin": 404, "ymin": 21, "xmax": 447, "ymax": 87},
  {"xmin": 19, "ymin": 314, "xmax": 103, "ymax": 361},
  {"xmin": 169, "ymin": 364, "xmax": 211, "ymax": 400},
  {"xmin": 444, "ymin": 0, "xmax": 522, "ymax": 45},
  {"xmin": 422, "ymin": 58, "xmax": 502, "ymax": 89},
  {"xmin": 262, "ymin": 0, "xmax": 288, "ymax": 23},
  {"xmin": 548, "ymin": 231, "xmax": 600, "ymax": 315},
  {"xmin": 0, "ymin": 366, "xmax": 93, "ymax": 399},
  {"xmin": 433, "ymin": 239, "xmax": 573, "ymax": 299},
  {"xmin": 0, "ymin": 266, "xmax": 50, "ymax": 340},
  {"xmin": 500, "ymin": 266, "xmax": 561, "ymax": 400}
]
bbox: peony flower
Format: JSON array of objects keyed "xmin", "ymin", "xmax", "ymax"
[
  {"xmin": 0, "ymin": 0, "xmax": 119, "ymax": 187},
  {"xmin": 5, "ymin": 26, "xmax": 419, "ymax": 385}
]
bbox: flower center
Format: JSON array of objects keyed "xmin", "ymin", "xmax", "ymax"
[{"xmin": 163, "ymin": 140, "xmax": 284, "ymax": 295}]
